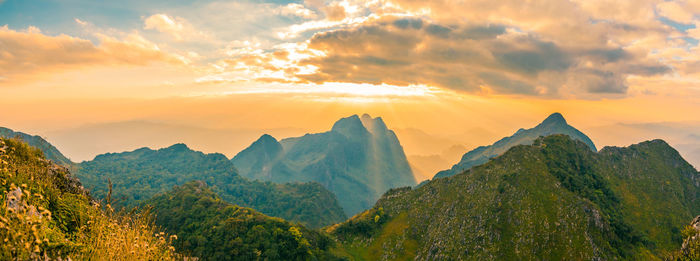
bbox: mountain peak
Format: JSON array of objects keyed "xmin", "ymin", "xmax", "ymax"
[
  {"xmin": 540, "ymin": 112, "xmax": 567, "ymax": 126},
  {"xmin": 359, "ymin": 114, "xmax": 388, "ymax": 133},
  {"xmin": 256, "ymin": 134, "xmax": 278, "ymax": 144},
  {"xmin": 331, "ymin": 115, "xmax": 368, "ymax": 137},
  {"xmin": 166, "ymin": 143, "xmax": 190, "ymax": 151}
]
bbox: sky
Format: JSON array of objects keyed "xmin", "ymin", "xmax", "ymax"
[{"xmin": 1, "ymin": 0, "xmax": 700, "ymax": 179}]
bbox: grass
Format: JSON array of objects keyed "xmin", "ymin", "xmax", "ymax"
[
  {"xmin": 0, "ymin": 138, "xmax": 178, "ymax": 260},
  {"xmin": 330, "ymin": 210, "xmax": 417, "ymax": 260}
]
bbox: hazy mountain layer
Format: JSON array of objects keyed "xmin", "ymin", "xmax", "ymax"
[
  {"xmin": 330, "ymin": 135, "xmax": 699, "ymax": 260},
  {"xmin": 233, "ymin": 114, "xmax": 416, "ymax": 215},
  {"xmin": 0, "ymin": 126, "xmax": 72, "ymax": 166},
  {"xmin": 433, "ymin": 112, "xmax": 596, "ymax": 179},
  {"xmin": 74, "ymin": 143, "xmax": 346, "ymax": 228}
]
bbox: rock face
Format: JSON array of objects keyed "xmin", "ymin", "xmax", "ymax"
[
  {"xmin": 5, "ymin": 187, "xmax": 23, "ymax": 212},
  {"xmin": 673, "ymin": 215, "xmax": 700, "ymax": 260},
  {"xmin": 0, "ymin": 127, "xmax": 72, "ymax": 166},
  {"xmin": 433, "ymin": 112, "xmax": 596, "ymax": 179},
  {"xmin": 331, "ymin": 135, "xmax": 700, "ymax": 260},
  {"xmin": 233, "ymin": 114, "xmax": 416, "ymax": 216}
]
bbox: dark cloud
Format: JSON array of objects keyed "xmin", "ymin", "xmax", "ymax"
[
  {"xmin": 425, "ymin": 24, "xmax": 452, "ymax": 38},
  {"xmin": 568, "ymin": 69, "xmax": 627, "ymax": 94},
  {"xmin": 271, "ymin": 16, "xmax": 670, "ymax": 98},
  {"xmin": 392, "ymin": 18, "xmax": 423, "ymax": 30},
  {"xmin": 493, "ymin": 41, "xmax": 571, "ymax": 75},
  {"xmin": 457, "ymin": 25, "xmax": 507, "ymax": 39}
]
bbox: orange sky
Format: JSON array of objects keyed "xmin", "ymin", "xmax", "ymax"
[{"xmin": 2, "ymin": 0, "xmax": 700, "ymax": 179}]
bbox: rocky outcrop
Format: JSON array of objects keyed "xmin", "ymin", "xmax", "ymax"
[{"xmin": 233, "ymin": 114, "xmax": 416, "ymax": 216}]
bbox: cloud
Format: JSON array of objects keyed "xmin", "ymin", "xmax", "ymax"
[
  {"xmin": 0, "ymin": 25, "xmax": 184, "ymax": 83},
  {"xmin": 279, "ymin": 3, "xmax": 318, "ymax": 19},
  {"xmin": 656, "ymin": 1, "xmax": 700, "ymax": 24},
  {"xmin": 143, "ymin": 13, "xmax": 210, "ymax": 41},
  {"xmin": 224, "ymin": 15, "xmax": 669, "ymax": 98},
  {"xmin": 322, "ymin": 2, "xmax": 347, "ymax": 21},
  {"xmin": 214, "ymin": 0, "xmax": 700, "ymax": 99}
]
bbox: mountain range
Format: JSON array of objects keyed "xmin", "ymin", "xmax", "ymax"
[
  {"xmin": 73, "ymin": 143, "xmax": 347, "ymax": 228},
  {"xmin": 433, "ymin": 112, "xmax": 596, "ymax": 179},
  {"xmin": 2, "ymin": 112, "xmax": 698, "ymax": 260},
  {"xmin": 233, "ymin": 114, "xmax": 416, "ymax": 216},
  {"xmin": 330, "ymin": 135, "xmax": 699, "ymax": 260}
]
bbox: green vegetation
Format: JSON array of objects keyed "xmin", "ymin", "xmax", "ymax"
[
  {"xmin": 669, "ymin": 216, "xmax": 700, "ymax": 260},
  {"xmin": 434, "ymin": 112, "xmax": 597, "ymax": 179},
  {"xmin": 146, "ymin": 181, "xmax": 345, "ymax": 260},
  {"xmin": 596, "ymin": 139, "xmax": 700, "ymax": 253},
  {"xmin": 332, "ymin": 135, "xmax": 699, "ymax": 260},
  {"xmin": 0, "ymin": 127, "xmax": 72, "ymax": 166},
  {"xmin": 75, "ymin": 143, "xmax": 346, "ymax": 228},
  {"xmin": 233, "ymin": 114, "xmax": 416, "ymax": 216},
  {"xmin": 0, "ymin": 138, "xmax": 176, "ymax": 260}
]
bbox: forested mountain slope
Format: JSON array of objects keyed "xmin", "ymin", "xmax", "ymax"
[
  {"xmin": 330, "ymin": 135, "xmax": 699, "ymax": 260},
  {"xmin": 75, "ymin": 143, "xmax": 346, "ymax": 228}
]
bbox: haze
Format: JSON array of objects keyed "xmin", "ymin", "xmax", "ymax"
[{"xmin": 2, "ymin": 0, "xmax": 700, "ymax": 181}]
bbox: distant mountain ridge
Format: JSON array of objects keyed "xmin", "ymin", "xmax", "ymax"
[
  {"xmin": 0, "ymin": 126, "xmax": 72, "ymax": 166},
  {"xmin": 330, "ymin": 135, "xmax": 700, "ymax": 259},
  {"xmin": 433, "ymin": 112, "xmax": 596, "ymax": 179},
  {"xmin": 233, "ymin": 114, "xmax": 416, "ymax": 216},
  {"xmin": 75, "ymin": 143, "xmax": 347, "ymax": 228}
]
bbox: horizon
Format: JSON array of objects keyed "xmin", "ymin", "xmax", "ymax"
[
  {"xmin": 4, "ymin": 111, "xmax": 700, "ymax": 182},
  {"xmin": 2, "ymin": 0, "xmax": 700, "ymax": 178}
]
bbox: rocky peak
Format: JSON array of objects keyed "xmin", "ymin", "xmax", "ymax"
[
  {"xmin": 256, "ymin": 134, "xmax": 278, "ymax": 144},
  {"xmin": 165, "ymin": 143, "xmax": 190, "ymax": 151},
  {"xmin": 538, "ymin": 112, "xmax": 567, "ymax": 126},
  {"xmin": 331, "ymin": 115, "xmax": 369, "ymax": 138},
  {"xmin": 360, "ymin": 114, "xmax": 389, "ymax": 134}
]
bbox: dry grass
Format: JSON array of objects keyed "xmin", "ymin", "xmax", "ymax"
[{"xmin": 0, "ymin": 138, "xmax": 180, "ymax": 260}]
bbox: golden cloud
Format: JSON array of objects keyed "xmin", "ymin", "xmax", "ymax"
[
  {"xmin": 219, "ymin": 14, "xmax": 671, "ymax": 98},
  {"xmin": 0, "ymin": 25, "xmax": 185, "ymax": 84}
]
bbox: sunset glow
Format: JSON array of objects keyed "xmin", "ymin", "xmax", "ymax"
[{"xmin": 1, "ymin": 0, "xmax": 700, "ymax": 175}]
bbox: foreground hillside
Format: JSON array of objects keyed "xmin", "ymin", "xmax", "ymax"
[
  {"xmin": 0, "ymin": 138, "xmax": 176, "ymax": 260},
  {"xmin": 434, "ymin": 113, "xmax": 596, "ymax": 179},
  {"xmin": 233, "ymin": 114, "xmax": 416, "ymax": 216},
  {"xmin": 0, "ymin": 127, "xmax": 72, "ymax": 166},
  {"xmin": 330, "ymin": 135, "xmax": 699, "ymax": 260},
  {"xmin": 75, "ymin": 143, "xmax": 346, "ymax": 228},
  {"xmin": 147, "ymin": 181, "xmax": 345, "ymax": 260}
]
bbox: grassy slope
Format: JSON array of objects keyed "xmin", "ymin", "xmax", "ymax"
[
  {"xmin": 0, "ymin": 138, "xmax": 176, "ymax": 260},
  {"xmin": 330, "ymin": 135, "xmax": 699, "ymax": 260}
]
